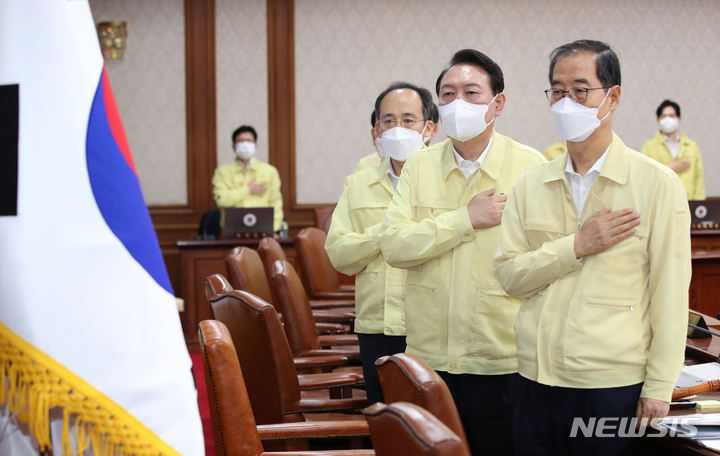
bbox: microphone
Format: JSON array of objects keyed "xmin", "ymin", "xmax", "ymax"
[{"xmin": 688, "ymin": 323, "xmax": 720, "ymax": 339}]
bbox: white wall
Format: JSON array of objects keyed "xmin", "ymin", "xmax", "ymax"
[
  {"xmin": 294, "ymin": 0, "xmax": 720, "ymax": 203},
  {"xmin": 216, "ymin": 0, "xmax": 269, "ymax": 168},
  {"xmin": 89, "ymin": 0, "xmax": 187, "ymax": 206}
]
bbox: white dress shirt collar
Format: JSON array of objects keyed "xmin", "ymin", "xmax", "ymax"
[
  {"xmin": 237, "ymin": 157, "xmax": 253, "ymax": 172},
  {"xmin": 387, "ymin": 158, "xmax": 400, "ymax": 191},
  {"xmin": 662, "ymin": 132, "xmax": 680, "ymax": 159},
  {"xmin": 452, "ymin": 134, "xmax": 494, "ymax": 181},
  {"xmin": 565, "ymin": 144, "xmax": 610, "ymax": 215}
]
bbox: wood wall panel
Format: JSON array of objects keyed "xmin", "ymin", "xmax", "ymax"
[
  {"xmin": 266, "ymin": 0, "xmax": 326, "ymax": 232},
  {"xmin": 151, "ymin": 0, "xmax": 332, "ymax": 295},
  {"xmin": 149, "ymin": 0, "xmax": 217, "ymax": 293}
]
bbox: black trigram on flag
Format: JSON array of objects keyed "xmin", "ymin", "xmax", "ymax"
[{"xmin": 0, "ymin": 84, "xmax": 19, "ymax": 216}]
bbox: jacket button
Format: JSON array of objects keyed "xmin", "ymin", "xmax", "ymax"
[
  {"xmin": 566, "ymin": 194, "xmax": 571, "ymax": 200},
  {"xmin": 464, "ymin": 231, "xmax": 471, "ymax": 237},
  {"xmin": 448, "ymin": 364, "xmax": 455, "ymax": 371}
]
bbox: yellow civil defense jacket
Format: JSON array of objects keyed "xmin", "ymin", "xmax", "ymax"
[
  {"xmin": 379, "ymin": 135, "xmax": 546, "ymax": 375},
  {"xmin": 494, "ymin": 133, "xmax": 691, "ymax": 402},
  {"xmin": 212, "ymin": 158, "xmax": 284, "ymax": 231},
  {"xmin": 326, "ymin": 157, "xmax": 406, "ymax": 335},
  {"xmin": 641, "ymin": 131, "xmax": 705, "ymax": 200}
]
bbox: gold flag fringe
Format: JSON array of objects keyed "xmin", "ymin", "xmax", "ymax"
[{"xmin": 0, "ymin": 322, "xmax": 180, "ymax": 456}]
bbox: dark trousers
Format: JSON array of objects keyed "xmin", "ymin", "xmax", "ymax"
[
  {"xmin": 356, "ymin": 333, "xmax": 406, "ymax": 405},
  {"xmin": 514, "ymin": 375, "xmax": 643, "ymax": 456},
  {"xmin": 437, "ymin": 371, "xmax": 518, "ymax": 456}
]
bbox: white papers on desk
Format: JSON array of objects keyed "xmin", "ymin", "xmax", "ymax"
[
  {"xmin": 676, "ymin": 363, "xmax": 720, "ymax": 389},
  {"xmin": 701, "ymin": 439, "xmax": 720, "ymax": 450},
  {"xmin": 660, "ymin": 414, "xmax": 720, "ymax": 442}
]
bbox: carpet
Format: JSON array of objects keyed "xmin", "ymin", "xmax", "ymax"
[{"xmin": 190, "ymin": 352, "xmax": 215, "ymax": 456}]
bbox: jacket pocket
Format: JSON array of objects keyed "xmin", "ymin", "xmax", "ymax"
[
  {"xmin": 563, "ymin": 290, "xmax": 642, "ymax": 371},
  {"xmin": 524, "ymin": 218, "xmax": 565, "ymax": 249},
  {"xmin": 413, "ymin": 200, "xmax": 455, "ymax": 221},
  {"xmin": 404, "ymin": 282, "xmax": 443, "ymax": 354},
  {"xmin": 355, "ymin": 269, "xmax": 385, "ymax": 324},
  {"xmin": 474, "ymin": 285, "xmax": 521, "ymax": 359}
]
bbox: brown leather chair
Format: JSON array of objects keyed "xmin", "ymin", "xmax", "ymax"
[
  {"xmin": 375, "ymin": 353, "xmax": 468, "ymax": 449},
  {"xmin": 225, "ymin": 247, "xmax": 353, "ymax": 333},
  {"xmin": 294, "ymin": 227, "xmax": 355, "ymax": 300},
  {"xmin": 258, "ymin": 237, "xmax": 354, "ymax": 310},
  {"xmin": 205, "ymin": 274, "xmax": 358, "ymax": 373},
  {"xmin": 205, "ymin": 276, "xmax": 366, "ymax": 411},
  {"xmin": 272, "ymin": 260, "xmax": 361, "ymax": 362},
  {"xmin": 199, "ymin": 320, "xmax": 374, "ymax": 455},
  {"xmin": 364, "ymin": 402, "xmax": 469, "ymax": 456},
  {"xmin": 205, "ymin": 274, "xmax": 348, "ymax": 376}
]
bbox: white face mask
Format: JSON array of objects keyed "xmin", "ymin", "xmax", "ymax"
[
  {"xmin": 439, "ymin": 95, "xmax": 497, "ymax": 142},
  {"xmin": 381, "ymin": 123, "xmax": 427, "ymax": 162},
  {"xmin": 659, "ymin": 116, "xmax": 679, "ymax": 134},
  {"xmin": 374, "ymin": 136, "xmax": 387, "ymax": 158},
  {"xmin": 551, "ymin": 90, "xmax": 611, "ymax": 143},
  {"xmin": 235, "ymin": 141, "xmax": 256, "ymax": 160}
]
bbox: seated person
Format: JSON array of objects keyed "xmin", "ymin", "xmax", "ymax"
[
  {"xmin": 212, "ymin": 125, "xmax": 284, "ymax": 231},
  {"xmin": 641, "ymin": 99, "xmax": 705, "ymax": 200},
  {"xmin": 543, "ymin": 140, "xmax": 566, "ymax": 160}
]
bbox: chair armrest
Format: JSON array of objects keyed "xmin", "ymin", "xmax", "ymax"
[
  {"xmin": 318, "ymin": 334, "xmax": 359, "ymax": 346},
  {"xmin": 263, "ymin": 452, "xmax": 374, "ymax": 455},
  {"xmin": 294, "ymin": 355, "xmax": 348, "ymax": 370},
  {"xmin": 309, "ymin": 299, "xmax": 355, "ymax": 309},
  {"xmin": 298, "ymin": 372, "xmax": 364, "ymax": 391},
  {"xmin": 302, "ymin": 348, "xmax": 361, "ymax": 362},
  {"xmin": 314, "ymin": 321, "xmax": 350, "ymax": 334},
  {"xmin": 310, "ymin": 292, "xmax": 355, "ymax": 300},
  {"xmin": 257, "ymin": 420, "xmax": 369, "ymax": 441},
  {"xmin": 313, "ymin": 312, "xmax": 356, "ymax": 324},
  {"xmin": 293, "ymin": 397, "xmax": 368, "ymax": 413}
]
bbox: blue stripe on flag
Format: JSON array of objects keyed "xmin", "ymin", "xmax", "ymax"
[{"xmin": 86, "ymin": 72, "xmax": 173, "ymax": 294}]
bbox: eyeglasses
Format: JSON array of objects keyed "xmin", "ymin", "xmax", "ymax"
[
  {"xmin": 379, "ymin": 117, "xmax": 425, "ymax": 130},
  {"xmin": 544, "ymin": 87, "xmax": 611, "ymax": 104}
]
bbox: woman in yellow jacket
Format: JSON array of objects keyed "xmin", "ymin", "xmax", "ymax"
[{"xmin": 641, "ymin": 99, "xmax": 705, "ymax": 200}]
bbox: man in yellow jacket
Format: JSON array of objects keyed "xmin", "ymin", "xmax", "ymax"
[
  {"xmin": 494, "ymin": 40, "xmax": 690, "ymax": 455},
  {"xmin": 379, "ymin": 49, "xmax": 545, "ymax": 456},
  {"xmin": 326, "ymin": 82, "xmax": 435, "ymax": 405},
  {"xmin": 543, "ymin": 139, "xmax": 566, "ymax": 160},
  {"xmin": 641, "ymin": 99, "xmax": 705, "ymax": 200},
  {"xmin": 212, "ymin": 125, "xmax": 284, "ymax": 232},
  {"xmin": 353, "ymin": 111, "xmax": 383, "ymax": 174},
  {"xmin": 353, "ymin": 104, "xmax": 439, "ymax": 175}
]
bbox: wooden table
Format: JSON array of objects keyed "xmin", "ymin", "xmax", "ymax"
[
  {"xmin": 691, "ymin": 229, "xmax": 720, "ymax": 318},
  {"xmin": 178, "ymin": 239, "xmax": 297, "ymax": 350},
  {"xmin": 640, "ymin": 314, "xmax": 720, "ymax": 455}
]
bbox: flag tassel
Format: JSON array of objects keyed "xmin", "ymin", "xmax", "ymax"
[{"xmin": 0, "ymin": 322, "xmax": 179, "ymax": 456}]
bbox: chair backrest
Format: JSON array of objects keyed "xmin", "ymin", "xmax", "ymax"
[
  {"xmin": 364, "ymin": 402, "xmax": 469, "ymax": 456},
  {"xmin": 375, "ymin": 353, "xmax": 467, "ymax": 446},
  {"xmin": 257, "ymin": 237, "xmax": 288, "ymax": 304},
  {"xmin": 314, "ymin": 205, "xmax": 336, "ymax": 234},
  {"xmin": 271, "ymin": 260, "xmax": 321, "ymax": 357},
  {"xmin": 205, "ymin": 273, "xmax": 233, "ymax": 302},
  {"xmin": 294, "ymin": 227, "xmax": 341, "ymax": 295},
  {"xmin": 196, "ymin": 210, "xmax": 221, "ymax": 240},
  {"xmin": 198, "ymin": 320, "xmax": 265, "ymax": 456},
  {"xmin": 205, "ymin": 277, "xmax": 303, "ymax": 426},
  {"xmin": 225, "ymin": 247, "xmax": 274, "ymax": 305}
]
